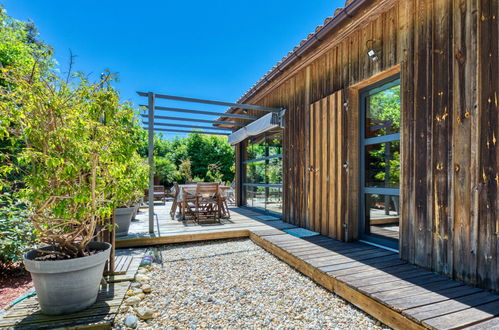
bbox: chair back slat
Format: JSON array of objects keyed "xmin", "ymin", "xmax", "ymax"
[
  {"xmin": 154, "ymin": 185, "xmax": 165, "ymax": 192},
  {"xmin": 196, "ymin": 182, "xmax": 219, "ymax": 197}
]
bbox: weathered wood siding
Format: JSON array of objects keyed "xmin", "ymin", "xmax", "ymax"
[
  {"xmin": 308, "ymin": 91, "xmax": 346, "ymax": 240},
  {"xmin": 400, "ymin": 0, "xmax": 498, "ymax": 290},
  {"xmin": 249, "ymin": 2, "xmax": 404, "ymax": 236},
  {"xmin": 235, "ymin": 0, "xmax": 498, "ymax": 291}
]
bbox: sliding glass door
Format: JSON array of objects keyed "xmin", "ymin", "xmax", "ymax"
[
  {"xmin": 242, "ymin": 132, "xmax": 283, "ymax": 214},
  {"xmin": 360, "ymin": 76, "xmax": 401, "ymax": 249}
]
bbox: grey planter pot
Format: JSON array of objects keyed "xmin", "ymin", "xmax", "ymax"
[
  {"xmin": 23, "ymin": 241, "xmax": 111, "ymax": 315},
  {"xmin": 131, "ymin": 204, "xmax": 139, "ymax": 221},
  {"xmin": 115, "ymin": 207, "xmax": 134, "ymax": 236}
]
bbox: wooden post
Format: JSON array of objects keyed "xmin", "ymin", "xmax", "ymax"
[
  {"xmin": 148, "ymin": 92, "xmax": 155, "ymax": 234},
  {"xmin": 109, "ymin": 212, "xmax": 115, "ymax": 272}
]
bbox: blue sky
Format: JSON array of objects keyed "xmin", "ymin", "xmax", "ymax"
[{"xmin": 3, "ymin": 0, "xmax": 344, "ymax": 137}]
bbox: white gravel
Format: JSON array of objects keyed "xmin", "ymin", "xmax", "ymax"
[{"xmin": 114, "ymin": 239, "xmax": 388, "ymax": 329}]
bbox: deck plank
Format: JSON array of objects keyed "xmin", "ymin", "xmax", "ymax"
[
  {"xmin": 0, "ymin": 281, "xmax": 130, "ymax": 329},
  {"xmin": 403, "ymin": 291, "xmax": 499, "ymax": 322},
  {"xmin": 423, "ymin": 300, "xmax": 499, "ymax": 329}
]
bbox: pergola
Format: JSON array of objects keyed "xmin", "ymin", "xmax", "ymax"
[{"xmin": 136, "ymin": 91, "xmax": 282, "ymax": 233}]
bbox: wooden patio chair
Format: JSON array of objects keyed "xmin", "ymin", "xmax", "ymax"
[
  {"xmin": 181, "ymin": 186, "xmax": 198, "ymax": 221},
  {"xmin": 226, "ymin": 181, "xmax": 236, "ymax": 205},
  {"xmin": 195, "ymin": 182, "xmax": 221, "ymax": 223},
  {"xmin": 169, "ymin": 182, "xmax": 179, "ymax": 219},
  {"xmin": 153, "ymin": 185, "xmax": 167, "ymax": 204},
  {"xmin": 218, "ymin": 183, "xmax": 231, "ymax": 218}
]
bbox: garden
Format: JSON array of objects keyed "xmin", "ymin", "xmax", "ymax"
[{"xmin": 0, "ymin": 8, "xmax": 236, "ymax": 315}]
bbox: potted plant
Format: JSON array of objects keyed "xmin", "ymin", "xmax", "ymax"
[
  {"xmin": 1, "ymin": 67, "xmax": 146, "ymax": 315},
  {"xmin": 113, "ymin": 154, "xmax": 148, "ymax": 236}
]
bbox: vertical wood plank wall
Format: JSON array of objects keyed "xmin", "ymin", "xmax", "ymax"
[
  {"xmin": 235, "ymin": 0, "xmax": 498, "ymax": 291},
  {"xmin": 401, "ymin": 0, "xmax": 498, "ymax": 290},
  {"xmin": 309, "ymin": 91, "xmax": 346, "ymax": 240}
]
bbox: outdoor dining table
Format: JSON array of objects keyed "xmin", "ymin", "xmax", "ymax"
[{"xmin": 177, "ymin": 184, "xmax": 231, "ymax": 219}]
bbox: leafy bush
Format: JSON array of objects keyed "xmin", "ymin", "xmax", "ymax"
[
  {"xmin": 206, "ymin": 163, "xmax": 224, "ymax": 183},
  {"xmin": 0, "ymin": 194, "xmax": 36, "ymax": 265},
  {"xmin": 1, "ymin": 68, "xmax": 147, "ymax": 259},
  {"xmin": 154, "ymin": 157, "xmax": 180, "ymax": 187},
  {"xmin": 141, "ymin": 133, "xmax": 235, "ymax": 188}
]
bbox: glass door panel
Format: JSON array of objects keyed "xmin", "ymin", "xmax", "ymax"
[{"xmin": 360, "ymin": 76, "xmax": 401, "ymax": 249}]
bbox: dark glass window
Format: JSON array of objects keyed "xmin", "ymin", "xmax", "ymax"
[
  {"xmin": 365, "ymin": 85, "xmax": 400, "ymax": 138},
  {"xmin": 243, "ymin": 132, "xmax": 283, "ymax": 214},
  {"xmin": 364, "ymin": 141, "xmax": 400, "ymax": 188},
  {"xmin": 360, "ymin": 77, "xmax": 400, "ymax": 248}
]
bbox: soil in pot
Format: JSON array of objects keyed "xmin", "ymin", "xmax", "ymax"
[{"xmin": 23, "ymin": 241, "xmax": 111, "ymax": 315}]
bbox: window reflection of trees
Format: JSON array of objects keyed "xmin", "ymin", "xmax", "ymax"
[
  {"xmin": 366, "ymin": 85, "xmax": 400, "ymax": 137},
  {"xmin": 244, "ymin": 132, "xmax": 283, "ymax": 214}
]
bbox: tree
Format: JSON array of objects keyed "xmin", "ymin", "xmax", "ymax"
[
  {"xmin": 0, "ymin": 7, "xmax": 54, "ymax": 192},
  {"xmin": 139, "ymin": 132, "xmax": 235, "ymax": 187},
  {"xmin": 186, "ymin": 133, "xmax": 234, "ymax": 183}
]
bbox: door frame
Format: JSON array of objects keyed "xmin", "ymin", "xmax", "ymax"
[{"xmin": 359, "ymin": 73, "xmax": 401, "ymax": 250}]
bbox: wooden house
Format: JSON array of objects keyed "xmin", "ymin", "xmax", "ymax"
[{"xmin": 220, "ymin": 0, "xmax": 498, "ymax": 292}]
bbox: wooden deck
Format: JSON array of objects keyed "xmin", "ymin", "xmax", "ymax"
[
  {"xmin": 116, "ymin": 202, "xmax": 297, "ymax": 248},
  {"xmin": 118, "ymin": 204, "xmax": 499, "ymax": 329},
  {"xmin": 0, "ymin": 252, "xmax": 143, "ymax": 329},
  {"xmin": 3, "ymin": 204, "xmax": 498, "ymax": 329}
]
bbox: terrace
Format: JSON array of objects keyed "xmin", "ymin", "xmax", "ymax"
[
  {"xmin": 3, "ymin": 202, "xmax": 499, "ymax": 329},
  {"xmin": 1, "ymin": 0, "xmax": 497, "ymax": 328}
]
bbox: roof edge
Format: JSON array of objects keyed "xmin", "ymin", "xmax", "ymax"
[{"xmin": 224, "ymin": 0, "xmax": 369, "ymax": 117}]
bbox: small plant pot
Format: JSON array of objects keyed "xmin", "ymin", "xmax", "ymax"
[
  {"xmin": 115, "ymin": 207, "xmax": 135, "ymax": 236},
  {"xmin": 131, "ymin": 204, "xmax": 140, "ymax": 221},
  {"xmin": 23, "ymin": 241, "xmax": 111, "ymax": 315}
]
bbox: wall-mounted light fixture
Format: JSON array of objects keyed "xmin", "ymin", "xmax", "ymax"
[{"xmin": 366, "ymin": 39, "xmax": 380, "ymax": 62}]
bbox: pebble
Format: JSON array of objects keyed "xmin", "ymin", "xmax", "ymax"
[
  {"xmin": 123, "ymin": 296, "xmax": 141, "ymax": 306},
  {"xmin": 141, "ymin": 284, "xmax": 152, "ymax": 294},
  {"xmin": 123, "ymin": 314, "xmax": 137, "ymax": 328},
  {"xmin": 113, "ymin": 240, "xmax": 387, "ymax": 329},
  {"xmin": 135, "ymin": 306, "xmax": 154, "ymax": 320},
  {"xmin": 134, "ymin": 274, "xmax": 150, "ymax": 283}
]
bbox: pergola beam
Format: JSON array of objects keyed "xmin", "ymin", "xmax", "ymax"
[
  {"xmin": 139, "ymin": 105, "xmax": 258, "ymax": 120},
  {"xmin": 149, "ymin": 127, "xmax": 230, "ymax": 136},
  {"xmin": 143, "ymin": 121, "xmax": 233, "ymax": 131},
  {"xmin": 137, "ymin": 91, "xmax": 280, "ymax": 112},
  {"xmin": 140, "ymin": 114, "xmax": 245, "ymax": 127}
]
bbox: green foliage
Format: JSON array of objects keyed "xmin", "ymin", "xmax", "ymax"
[
  {"xmin": 367, "ymin": 85, "xmax": 401, "ymax": 187},
  {"xmin": 0, "ymin": 8, "xmax": 55, "ymax": 264},
  {"xmin": 186, "ymin": 133, "xmax": 234, "ymax": 182},
  {"xmin": 142, "ymin": 133, "xmax": 234, "ymax": 187},
  {"xmin": 0, "ymin": 193, "xmax": 36, "ymax": 264},
  {"xmin": 205, "ymin": 163, "xmax": 224, "ymax": 183},
  {"xmin": 245, "ymin": 133, "xmax": 283, "ymax": 185},
  {"xmin": 155, "ymin": 156, "xmax": 180, "ymax": 186},
  {"xmin": 0, "ymin": 6, "xmax": 54, "ymax": 81},
  {"xmin": 178, "ymin": 159, "xmax": 192, "ymax": 182},
  {"xmin": 0, "ymin": 66, "xmax": 148, "ymax": 257},
  {"xmin": 0, "ymin": 8, "xmax": 54, "ymax": 192},
  {"xmin": 368, "ymin": 85, "xmax": 400, "ymax": 134}
]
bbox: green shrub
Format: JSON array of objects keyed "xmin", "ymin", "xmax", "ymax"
[
  {"xmin": 1, "ymin": 68, "xmax": 147, "ymax": 258},
  {"xmin": 0, "ymin": 194, "xmax": 36, "ymax": 264}
]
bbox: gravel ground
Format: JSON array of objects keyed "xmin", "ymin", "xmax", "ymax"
[{"xmin": 114, "ymin": 239, "xmax": 388, "ymax": 329}]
